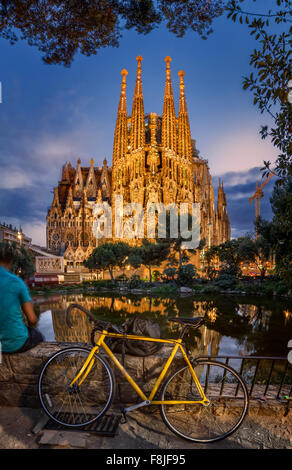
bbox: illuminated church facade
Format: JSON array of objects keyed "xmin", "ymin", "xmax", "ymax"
[{"xmin": 46, "ymin": 56, "xmax": 230, "ymax": 266}]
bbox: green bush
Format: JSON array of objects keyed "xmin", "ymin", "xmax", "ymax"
[
  {"xmin": 177, "ymin": 264, "xmax": 197, "ymax": 286},
  {"xmin": 260, "ymin": 279, "xmax": 289, "ymax": 296},
  {"xmin": 128, "ymin": 274, "xmax": 142, "ymax": 289},
  {"xmin": 89, "ymin": 279, "xmax": 115, "ymax": 289},
  {"xmin": 151, "ymin": 284, "xmax": 178, "ymax": 295},
  {"xmin": 215, "ymin": 273, "xmax": 237, "ymax": 289},
  {"xmin": 163, "ymin": 267, "xmax": 177, "ymax": 281},
  {"xmin": 152, "ymin": 270, "xmax": 161, "ymax": 282},
  {"xmin": 200, "ymin": 285, "xmax": 220, "ymax": 294}
]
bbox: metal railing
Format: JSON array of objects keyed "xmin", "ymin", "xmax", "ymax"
[{"xmin": 197, "ymin": 355, "xmax": 292, "ymax": 403}]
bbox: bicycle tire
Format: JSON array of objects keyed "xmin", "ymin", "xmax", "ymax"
[
  {"xmin": 160, "ymin": 359, "xmax": 249, "ymax": 443},
  {"xmin": 38, "ymin": 347, "xmax": 115, "ymax": 428}
]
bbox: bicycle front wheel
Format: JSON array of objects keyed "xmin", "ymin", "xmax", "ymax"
[
  {"xmin": 160, "ymin": 360, "xmax": 248, "ymax": 443},
  {"xmin": 38, "ymin": 347, "xmax": 115, "ymax": 427}
]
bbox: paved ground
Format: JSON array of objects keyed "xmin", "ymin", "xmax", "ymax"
[{"xmin": 0, "ymin": 406, "xmax": 291, "ymax": 449}]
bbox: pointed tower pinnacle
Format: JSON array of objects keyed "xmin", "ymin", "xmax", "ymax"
[
  {"xmin": 113, "ymin": 69, "xmax": 128, "ymax": 164},
  {"xmin": 130, "ymin": 55, "xmax": 145, "ymax": 151},
  {"xmin": 62, "ymin": 162, "xmax": 70, "ymax": 182},
  {"xmin": 178, "ymin": 70, "xmax": 192, "ymax": 161},
  {"xmin": 52, "ymin": 187, "xmax": 61, "ymax": 209},
  {"xmin": 162, "ymin": 56, "xmax": 177, "ymax": 152},
  {"xmin": 217, "ymin": 178, "xmax": 225, "ymax": 210},
  {"xmin": 65, "ymin": 186, "xmax": 74, "ymax": 210}
]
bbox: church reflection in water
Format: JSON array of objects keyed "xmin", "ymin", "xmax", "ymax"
[
  {"xmin": 33, "ymin": 293, "xmax": 292, "ymax": 358},
  {"xmin": 34, "ymin": 294, "xmax": 222, "ymax": 356}
]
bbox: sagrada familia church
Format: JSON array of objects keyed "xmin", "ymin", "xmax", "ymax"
[{"xmin": 46, "ymin": 56, "xmax": 230, "ymax": 270}]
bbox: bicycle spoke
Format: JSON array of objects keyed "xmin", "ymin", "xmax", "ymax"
[
  {"xmin": 39, "ymin": 348, "xmax": 114, "ymax": 427},
  {"xmin": 160, "ymin": 361, "xmax": 248, "ymax": 443}
]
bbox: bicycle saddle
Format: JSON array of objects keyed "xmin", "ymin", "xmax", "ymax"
[{"xmin": 168, "ymin": 317, "xmax": 204, "ymax": 329}]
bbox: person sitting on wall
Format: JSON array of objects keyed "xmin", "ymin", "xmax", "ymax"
[{"xmin": 0, "ymin": 243, "xmax": 44, "ymax": 353}]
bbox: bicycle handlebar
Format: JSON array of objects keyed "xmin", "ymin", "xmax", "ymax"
[{"xmin": 65, "ymin": 303, "xmax": 106, "ymax": 328}]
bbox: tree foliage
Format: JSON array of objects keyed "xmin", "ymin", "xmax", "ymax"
[
  {"xmin": 0, "ymin": 242, "xmax": 35, "ymax": 279},
  {"xmin": 177, "ymin": 263, "xmax": 197, "ymax": 285},
  {"xmin": 84, "ymin": 241, "xmax": 131, "ymax": 280},
  {"xmin": 257, "ymin": 177, "xmax": 292, "ymax": 285},
  {"xmin": 0, "ymin": 0, "xmax": 223, "ymax": 65},
  {"xmin": 129, "ymin": 239, "xmax": 170, "ymax": 282},
  {"xmin": 205, "ymin": 237, "xmax": 258, "ymax": 276},
  {"xmin": 226, "ymin": 0, "xmax": 292, "ymax": 182}
]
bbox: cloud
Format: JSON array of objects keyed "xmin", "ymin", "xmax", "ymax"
[
  {"xmin": 0, "ymin": 87, "xmax": 108, "ymax": 246},
  {"xmin": 21, "ymin": 221, "xmax": 46, "ymax": 246},
  {"xmin": 203, "ymin": 128, "xmax": 278, "ymax": 176},
  {"xmin": 1, "ymin": 167, "xmax": 34, "ymax": 189}
]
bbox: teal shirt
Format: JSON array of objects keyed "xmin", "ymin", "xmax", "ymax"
[{"xmin": 0, "ymin": 267, "xmax": 31, "ymax": 352}]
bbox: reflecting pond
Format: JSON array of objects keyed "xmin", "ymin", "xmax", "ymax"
[{"xmin": 33, "ymin": 292, "xmax": 292, "ymax": 358}]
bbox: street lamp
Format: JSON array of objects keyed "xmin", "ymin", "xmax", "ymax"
[{"xmin": 17, "ymin": 231, "xmax": 23, "ymax": 246}]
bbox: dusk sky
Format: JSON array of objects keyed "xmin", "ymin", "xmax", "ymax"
[{"xmin": 0, "ymin": 0, "xmax": 279, "ymax": 246}]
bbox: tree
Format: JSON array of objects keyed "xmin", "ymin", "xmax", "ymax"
[
  {"xmin": 206, "ymin": 237, "xmax": 257, "ymax": 277},
  {"xmin": 131, "ymin": 239, "xmax": 170, "ymax": 283},
  {"xmin": 163, "ymin": 266, "xmax": 177, "ymax": 282},
  {"xmin": 253, "ymin": 236, "xmax": 273, "ymax": 280},
  {"xmin": 204, "ymin": 245, "xmax": 218, "ymax": 280},
  {"xmin": 177, "ymin": 263, "xmax": 197, "ymax": 286},
  {"xmin": 161, "ymin": 210, "xmax": 205, "ymax": 269},
  {"xmin": 13, "ymin": 245, "xmax": 35, "ymax": 280},
  {"xmin": 84, "ymin": 241, "xmax": 131, "ymax": 281},
  {"xmin": 0, "ymin": 0, "xmax": 223, "ymax": 66},
  {"xmin": 227, "ymin": 0, "xmax": 292, "ymax": 183},
  {"xmin": 0, "ymin": 242, "xmax": 35, "ymax": 280},
  {"xmin": 257, "ymin": 177, "xmax": 292, "ymax": 285}
]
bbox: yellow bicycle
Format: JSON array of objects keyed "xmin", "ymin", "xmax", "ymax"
[{"xmin": 38, "ymin": 304, "xmax": 249, "ymax": 443}]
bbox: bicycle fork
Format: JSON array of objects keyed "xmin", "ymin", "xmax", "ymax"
[{"xmin": 69, "ymin": 345, "xmax": 100, "ymax": 388}]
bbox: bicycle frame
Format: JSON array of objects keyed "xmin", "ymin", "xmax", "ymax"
[{"xmin": 69, "ymin": 329, "xmax": 210, "ymax": 407}]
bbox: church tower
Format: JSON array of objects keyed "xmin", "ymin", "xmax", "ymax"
[
  {"xmin": 129, "ymin": 55, "xmax": 146, "ymax": 206},
  {"xmin": 47, "ymin": 57, "xmax": 230, "ymax": 261}
]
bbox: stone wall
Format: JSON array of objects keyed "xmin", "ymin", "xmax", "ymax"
[
  {"xmin": 0, "ymin": 342, "xmax": 184, "ymax": 408},
  {"xmin": 0, "ymin": 342, "xmax": 290, "ymax": 420}
]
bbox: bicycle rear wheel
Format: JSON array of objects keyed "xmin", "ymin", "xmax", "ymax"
[
  {"xmin": 38, "ymin": 347, "xmax": 115, "ymax": 427},
  {"xmin": 160, "ymin": 360, "xmax": 248, "ymax": 443}
]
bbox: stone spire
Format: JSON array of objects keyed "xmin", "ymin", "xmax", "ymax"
[
  {"xmin": 62, "ymin": 162, "xmax": 70, "ymax": 182},
  {"xmin": 52, "ymin": 187, "xmax": 61, "ymax": 209},
  {"xmin": 162, "ymin": 56, "xmax": 177, "ymax": 152},
  {"xmin": 130, "ymin": 55, "xmax": 145, "ymax": 151},
  {"xmin": 178, "ymin": 70, "xmax": 192, "ymax": 161},
  {"xmin": 85, "ymin": 158, "xmax": 97, "ymax": 198},
  {"xmin": 113, "ymin": 69, "xmax": 128, "ymax": 163},
  {"xmin": 74, "ymin": 158, "xmax": 84, "ymax": 198},
  {"xmin": 65, "ymin": 186, "xmax": 74, "ymax": 210},
  {"xmin": 217, "ymin": 178, "xmax": 226, "ymax": 209}
]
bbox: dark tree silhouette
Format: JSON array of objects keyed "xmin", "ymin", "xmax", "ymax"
[{"xmin": 0, "ymin": 0, "xmax": 223, "ymax": 65}]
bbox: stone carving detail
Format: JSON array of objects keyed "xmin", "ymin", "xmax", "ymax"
[{"xmin": 36, "ymin": 256, "xmax": 64, "ymax": 274}]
